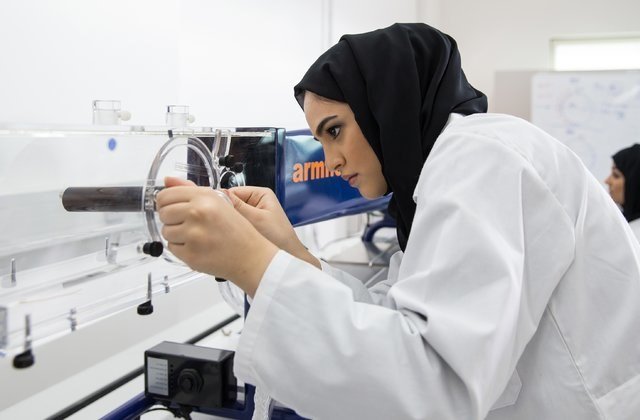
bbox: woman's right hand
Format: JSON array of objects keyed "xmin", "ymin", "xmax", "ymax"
[{"xmin": 227, "ymin": 186, "xmax": 321, "ymax": 269}]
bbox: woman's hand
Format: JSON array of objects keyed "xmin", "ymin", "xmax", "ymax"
[
  {"xmin": 156, "ymin": 177, "xmax": 278, "ymax": 297},
  {"xmin": 227, "ymin": 186, "xmax": 321, "ymax": 269}
]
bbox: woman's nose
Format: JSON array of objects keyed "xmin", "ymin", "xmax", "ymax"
[{"xmin": 325, "ymin": 151, "xmax": 344, "ymax": 172}]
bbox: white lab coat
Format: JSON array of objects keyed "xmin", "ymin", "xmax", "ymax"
[
  {"xmin": 630, "ymin": 218, "xmax": 640, "ymax": 242},
  {"xmin": 232, "ymin": 114, "xmax": 640, "ymax": 420}
]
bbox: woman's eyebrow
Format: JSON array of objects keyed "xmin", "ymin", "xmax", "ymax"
[{"xmin": 315, "ymin": 115, "xmax": 338, "ymax": 137}]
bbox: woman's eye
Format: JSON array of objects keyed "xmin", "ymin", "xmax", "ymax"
[{"xmin": 327, "ymin": 126, "xmax": 341, "ymax": 138}]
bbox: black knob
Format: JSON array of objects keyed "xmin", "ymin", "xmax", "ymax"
[
  {"xmin": 219, "ymin": 172, "xmax": 237, "ymax": 189},
  {"xmin": 137, "ymin": 301, "xmax": 154, "ymax": 315},
  {"xmin": 142, "ymin": 241, "xmax": 163, "ymax": 257},
  {"xmin": 218, "ymin": 155, "xmax": 235, "ymax": 167},
  {"xmin": 13, "ymin": 349, "xmax": 35, "ymax": 369},
  {"xmin": 231, "ymin": 162, "xmax": 244, "ymax": 173},
  {"xmin": 178, "ymin": 369, "xmax": 203, "ymax": 394}
]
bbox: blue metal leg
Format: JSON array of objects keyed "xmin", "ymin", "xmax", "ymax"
[
  {"xmin": 362, "ymin": 211, "xmax": 396, "ymax": 242},
  {"xmin": 100, "ymin": 392, "xmax": 155, "ymax": 420}
]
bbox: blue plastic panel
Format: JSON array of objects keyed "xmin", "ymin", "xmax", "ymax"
[
  {"xmin": 277, "ymin": 129, "xmax": 389, "ymax": 226},
  {"xmin": 200, "ymin": 128, "xmax": 389, "ymax": 227}
]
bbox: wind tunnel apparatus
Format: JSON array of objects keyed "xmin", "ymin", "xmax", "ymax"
[{"xmin": 0, "ymin": 123, "xmax": 389, "ymax": 367}]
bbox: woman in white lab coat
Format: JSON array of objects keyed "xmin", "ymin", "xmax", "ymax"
[
  {"xmin": 605, "ymin": 143, "xmax": 640, "ymax": 241},
  {"xmin": 156, "ymin": 23, "xmax": 640, "ymax": 419}
]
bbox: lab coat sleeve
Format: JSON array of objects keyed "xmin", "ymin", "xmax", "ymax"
[
  {"xmin": 319, "ymin": 258, "xmax": 392, "ymax": 305},
  {"xmin": 234, "ymin": 132, "xmax": 576, "ymax": 420}
]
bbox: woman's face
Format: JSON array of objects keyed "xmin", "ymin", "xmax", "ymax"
[
  {"xmin": 303, "ymin": 92, "xmax": 387, "ymax": 199},
  {"xmin": 604, "ymin": 164, "xmax": 625, "ymax": 206}
]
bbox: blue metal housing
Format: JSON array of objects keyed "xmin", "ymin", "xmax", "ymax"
[{"xmin": 277, "ymin": 129, "xmax": 390, "ymax": 226}]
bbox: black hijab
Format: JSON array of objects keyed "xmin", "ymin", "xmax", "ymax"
[
  {"xmin": 294, "ymin": 23, "xmax": 488, "ymax": 250},
  {"xmin": 613, "ymin": 143, "xmax": 640, "ymax": 222}
]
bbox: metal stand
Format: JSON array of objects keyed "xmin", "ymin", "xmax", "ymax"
[{"xmin": 362, "ymin": 210, "xmax": 396, "ymax": 242}]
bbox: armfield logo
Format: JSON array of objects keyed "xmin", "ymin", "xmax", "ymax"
[{"xmin": 292, "ymin": 161, "xmax": 342, "ymax": 183}]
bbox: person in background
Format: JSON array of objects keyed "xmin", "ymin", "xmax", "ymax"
[
  {"xmin": 605, "ymin": 143, "xmax": 640, "ymax": 240},
  {"xmin": 156, "ymin": 23, "xmax": 640, "ymax": 420}
]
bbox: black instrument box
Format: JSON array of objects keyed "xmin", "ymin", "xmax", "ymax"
[{"xmin": 144, "ymin": 341, "xmax": 236, "ymax": 409}]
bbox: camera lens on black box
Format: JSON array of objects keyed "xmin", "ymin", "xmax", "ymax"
[{"xmin": 178, "ymin": 369, "xmax": 203, "ymax": 393}]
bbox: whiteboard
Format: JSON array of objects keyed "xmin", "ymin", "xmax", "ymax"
[{"xmin": 531, "ymin": 71, "xmax": 640, "ymax": 184}]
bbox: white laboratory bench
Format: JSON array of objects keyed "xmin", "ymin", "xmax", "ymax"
[{"xmin": 0, "ymin": 234, "xmax": 397, "ymax": 420}]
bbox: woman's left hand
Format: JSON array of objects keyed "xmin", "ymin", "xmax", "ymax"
[{"xmin": 156, "ymin": 177, "xmax": 278, "ymax": 297}]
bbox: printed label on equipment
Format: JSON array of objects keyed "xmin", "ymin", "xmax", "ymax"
[{"xmin": 147, "ymin": 357, "xmax": 169, "ymax": 395}]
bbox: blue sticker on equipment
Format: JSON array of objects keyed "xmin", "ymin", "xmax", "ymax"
[{"xmin": 108, "ymin": 138, "xmax": 117, "ymax": 151}]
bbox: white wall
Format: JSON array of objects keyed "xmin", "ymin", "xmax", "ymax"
[
  {"xmin": 8, "ymin": 0, "xmax": 637, "ymax": 126},
  {"xmin": 0, "ymin": 0, "xmax": 181, "ymax": 126},
  {"xmin": 418, "ymin": 0, "xmax": 640, "ymax": 114},
  {"xmin": 176, "ymin": 0, "xmax": 324, "ymax": 129},
  {"xmin": 330, "ymin": 0, "xmax": 418, "ymax": 44},
  {"xmin": 176, "ymin": 0, "xmax": 418, "ymax": 129},
  {"xmin": 0, "ymin": 0, "xmax": 418, "ymax": 130},
  {"xmin": 0, "ymin": 0, "xmax": 326, "ymax": 128}
]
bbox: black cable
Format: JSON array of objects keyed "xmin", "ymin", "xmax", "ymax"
[
  {"xmin": 178, "ymin": 405, "xmax": 193, "ymax": 420},
  {"xmin": 46, "ymin": 313, "xmax": 240, "ymax": 420}
]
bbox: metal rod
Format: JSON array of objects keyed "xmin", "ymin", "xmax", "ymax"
[
  {"xmin": 68, "ymin": 308, "xmax": 77, "ymax": 332},
  {"xmin": 61, "ymin": 186, "xmax": 164, "ymax": 212},
  {"xmin": 24, "ymin": 314, "xmax": 32, "ymax": 351},
  {"xmin": 147, "ymin": 273, "xmax": 153, "ymax": 301},
  {"xmin": 11, "ymin": 258, "xmax": 16, "ymax": 287},
  {"xmin": 163, "ymin": 275, "xmax": 170, "ymax": 293}
]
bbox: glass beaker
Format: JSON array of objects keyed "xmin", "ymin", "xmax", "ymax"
[
  {"xmin": 165, "ymin": 105, "xmax": 194, "ymax": 127},
  {"xmin": 92, "ymin": 100, "xmax": 125, "ymax": 125}
]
